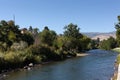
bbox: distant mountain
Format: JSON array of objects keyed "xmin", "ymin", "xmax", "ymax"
[{"xmin": 82, "ymin": 31, "xmax": 116, "ymax": 41}]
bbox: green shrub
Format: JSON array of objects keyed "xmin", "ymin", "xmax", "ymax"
[
  {"xmin": 3, "ymin": 50, "xmax": 34, "ymax": 68},
  {"xmin": 0, "ymin": 51, "xmax": 4, "ymax": 57},
  {"xmin": 28, "ymin": 44, "xmax": 63, "ymax": 61},
  {"xmin": 0, "ymin": 42, "xmax": 7, "ymax": 52},
  {"xmin": 10, "ymin": 41, "xmax": 28, "ymax": 51},
  {"xmin": 113, "ymin": 48, "xmax": 120, "ymax": 53},
  {"xmin": 4, "ymin": 51, "xmax": 25, "ymax": 65},
  {"xmin": 99, "ymin": 37, "xmax": 117, "ymax": 50},
  {"xmin": 34, "ymin": 55, "xmax": 42, "ymax": 63},
  {"xmin": 117, "ymin": 54, "xmax": 120, "ymax": 64}
]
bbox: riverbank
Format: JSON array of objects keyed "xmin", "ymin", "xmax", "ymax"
[
  {"xmin": 116, "ymin": 54, "xmax": 120, "ymax": 80},
  {"xmin": 112, "ymin": 61, "xmax": 120, "ymax": 80},
  {"xmin": 0, "ymin": 53, "xmax": 89, "ymax": 79},
  {"xmin": 111, "ymin": 48, "xmax": 120, "ymax": 80},
  {"xmin": 111, "ymin": 60, "xmax": 118, "ymax": 80},
  {"xmin": 117, "ymin": 64, "xmax": 120, "ymax": 80}
]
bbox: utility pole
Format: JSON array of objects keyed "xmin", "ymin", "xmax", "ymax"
[{"xmin": 13, "ymin": 14, "xmax": 15, "ymax": 25}]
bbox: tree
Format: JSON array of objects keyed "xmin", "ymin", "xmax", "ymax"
[
  {"xmin": 29, "ymin": 26, "xmax": 33, "ymax": 33},
  {"xmin": 99, "ymin": 37, "xmax": 117, "ymax": 50},
  {"xmin": 64, "ymin": 23, "xmax": 82, "ymax": 39},
  {"xmin": 62, "ymin": 23, "xmax": 91, "ymax": 52},
  {"xmin": 44, "ymin": 26, "xmax": 49, "ymax": 30},
  {"xmin": 0, "ymin": 20, "xmax": 7, "ymax": 26},
  {"xmin": 0, "ymin": 20, "xmax": 22, "ymax": 47},
  {"xmin": 88, "ymin": 38, "xmax": 100, "ymax": 49},
  {"xmin": 7, "ymin": 20, "xmax": 15, "ymax": 26},
  {"xmin": 33, "ymin": 28, "xmax": 39, "ymax": 35},
  {"xmin": 79, "ymin": 35, "xmax": 91, "ymax": 51},
  {"xmin": 39, "ymin": 27, "xmax": 57, "ymax": 46},
  {"xmin": 8, "ymin": 31, "xmax": 16, "ymax": 42},
  {"xmin": 21, "ymin": 33, "xmax": 34, "ymax": 46},
  {"xmin": 115, "ymin": 16, "xmax": 120, "ymax": 46}
]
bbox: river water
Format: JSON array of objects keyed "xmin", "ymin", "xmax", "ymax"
[{"xmin": 3, "ymin": 49, "xmax": 117, "ymax": 80}]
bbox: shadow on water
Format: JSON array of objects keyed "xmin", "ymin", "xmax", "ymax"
[{"xmin": 3, "ymin": 49, "xmax": 117, "ymax": 80}]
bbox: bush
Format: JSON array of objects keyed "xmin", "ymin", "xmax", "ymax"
[
  {"xmin": 0, "ymin": 42, "xmax": 7, "ymax": 52},
  {"xmin": 19, "ymin": 48, "xmax": 42, "ymax": 64},
  {"xmin": 3, "ymin": 50, "xmax": 35, "ymax": 68},
  {"xmin": 34, "ymin": 55, "xmax": 42, "ymax": 63},
  {"xmin": 28, "ymin": 44, "xmax": 62, "ymax": 61},
  {"xmin": 4, "ymin": 51, "xmax": 24, "ymax": 68},
  {"xmin": 2, "ymin": 50, "xmax": 42, "ymax": 69},
  {"xmin": 117, "ymin": 54, "xmax": 120, "ymax": 64},
  {"xmin": 11, "ymin": 41, "xmax": 28, "ymax": 51},
  {"xmin": 99, "ymin": 37, "xmax": 117, "ymax": 50}
]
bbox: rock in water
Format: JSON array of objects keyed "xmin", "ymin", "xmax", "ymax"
[{"xmin": 29, "ymin": 63, "xmax": 33, "ymax": 67}]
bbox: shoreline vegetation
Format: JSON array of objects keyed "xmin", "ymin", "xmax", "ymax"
[{"xmin": 0, "ymin": 20, "xmax": 92, "ymax": 78}]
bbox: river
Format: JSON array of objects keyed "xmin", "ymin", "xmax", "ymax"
[{"xmin": 3, "ymin": 49, "xmax": 117, "ymax": 80}]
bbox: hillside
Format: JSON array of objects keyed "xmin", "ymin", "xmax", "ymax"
[{"xmin": 82, "ymin": 31, "xmax": 116, "ymax": 41}]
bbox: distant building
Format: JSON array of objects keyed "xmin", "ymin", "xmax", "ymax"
[{"xmin": 21, "ymin": 28, "xmax": 27, "ymax": 34}]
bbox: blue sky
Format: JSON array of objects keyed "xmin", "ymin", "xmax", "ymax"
[{"xmin": 0, "ymin": 0, "xmax": 120, "ymax": 34}]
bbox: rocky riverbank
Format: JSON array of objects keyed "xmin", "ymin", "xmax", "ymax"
[
  {"xmin": 111, "ymin": 53, "xmax": 120, "ymax": 80},
  {"xmin": 111, "ymin": 60, "xmax": 118, "ymax": 80}
]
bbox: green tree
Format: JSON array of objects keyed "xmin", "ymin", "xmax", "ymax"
[
  {"xmin": 64, "ymin": 23, "xmax": 82, "ymax": 39},
  {"xmin": 7, "ymin": 20, "xmax": 15, "ymax": 26},
  {"xmin": 115, "ymin": 16, "xmax": 120, "ymax": 46},
  {"xmin": 39, "ymin": 26, "xmax": 57, "ymax": 46},
  {"xmin": 79, "ymin": 35, "xmax": 91, "ymax": 51},
  {"xmin": 8, "ymin": 31, "xmax": 16, "ymax": 42},
  {"xmin": 99, "ymin": 37, "xmax": 116, "ymax": 50},
  {"xmin": 21, "ymin": 33, "xmax": 34, "ymax": 46},
  {"xmin": 33, "ymin": 28, "xmax": 39, "ymax": 35},
  {"xmin": 88, "ymin": 38, "xmax": 100, "ymax": 49},
  {"xmin": 63, "ymin": 23, "xmax": 87, "ymax": 52},
  {"xmin": 0, "ymin": 20, "xmax": 21, "ymax": 47},
  {"xmin": 29, "ymin": 26, "xmax": 33, "ymax": 33},
  {"xmin": 0, "ymin": 20, "xmax": 7, "ymax": 26}
]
